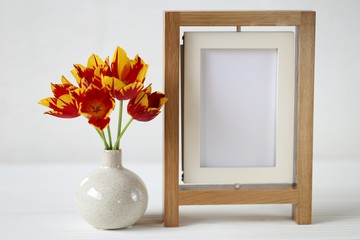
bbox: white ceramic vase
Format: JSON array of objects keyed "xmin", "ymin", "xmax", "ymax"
[{"xmin": 76, "ymin": 150, "xmax": 148, "ymax": 229}]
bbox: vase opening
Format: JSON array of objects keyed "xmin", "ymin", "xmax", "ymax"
[{"xmin": 101, "ymin": 150, "xmax": 123, "ymax": 169}]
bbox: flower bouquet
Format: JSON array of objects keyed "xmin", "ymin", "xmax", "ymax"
[
  {"xmin": 39, "ymin": 46, "xmax": 167, "ymax": 150},
  {"xmin": 38, "ymin": 46, "xmax": 167, "ymax": 229}
]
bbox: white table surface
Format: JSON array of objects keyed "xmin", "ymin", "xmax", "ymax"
[{"xmin": 1, "ymin": 159, "xmax": 359, "ymax": 240}]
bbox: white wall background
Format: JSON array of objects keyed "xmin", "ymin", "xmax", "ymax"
[{"xmin": 1, "ymin": 0, "xmax": 359, "ymax": 164}]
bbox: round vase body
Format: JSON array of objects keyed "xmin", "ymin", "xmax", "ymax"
[{"xmin": 76, "ymin": 150, "xmax": 148, "ymax": 229}]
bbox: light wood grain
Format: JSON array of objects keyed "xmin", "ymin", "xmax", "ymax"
[
  {"xmin": 292, "ymin": 11, "xmax": 316, "ymax": 225},
  {"xmin": 164, "ymin": 11, "xmax": 315, "ymax": 227},
  {"xmin": 179, "ymin": 185, "xmax": 298, "ymax": 205},
  {"xmin": 178, "ymin": 11, "xmax": 304, "ymax": 26},
  {"xmin": 163, "ymin": 11, "xmax": 180, "ymax": 227}
]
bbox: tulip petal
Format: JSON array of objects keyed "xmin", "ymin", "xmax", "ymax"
[
  {"xmin": 116, "ymin": 82, "xmax": 144, "ymax": 100},
  {"xmin": 61, "ymin": 75, "xmax": 72, "ymax": 85},
  {"xmin": 87, "ymin": 54, "xmax": 104, "ymax": 68},
  {"xmin": 43, "ymin": 110, "xmax": 76, "ymax": 118},
  {"xmin": 79, "ymin": 85, "xmax": 115, "ymax": 130},
  {"xmin": 39, "ymin": 95, "xmax": 80, "ymax": 118},
  {"xmin": 111, "ymin": 46, "xmax": 131, "ymax": 80},
  {"xmin": 88, "ymin": 117, "xmax": 111, "ymax": 131},
  {"xmin": 71, "ymin": 53, "xmax": 110, "ymax": 90},
  {"xmin": 50, "ymin": 82, "xmax": 76, "ymax": 99},
  {"xmin": 127, "ymin": 85, "xmax": 168, "ymax": 122},
  {"xmin": 38, "ymin": 97, "xmax": 55, "ymax": 108},
  {"xmin": 103, "ymin": 76, "xmax": 126, "ymax": 94},
  {"xmin": 125, "ymin": 55, "xmax": 148, "ymax": 84},
  {"xmin": 71, "ymin": 64, "xmax": 87, "ymax": 87}
]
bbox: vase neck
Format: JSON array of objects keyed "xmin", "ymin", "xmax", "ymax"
[{"xmin": 101, "ymin": 150, "xmax": 123, "ymax": 169}]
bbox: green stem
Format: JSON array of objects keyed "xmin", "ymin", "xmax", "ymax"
[
  {"xmin": 96, "ymin": 128, "xmax": 110, "ymax": 150},
  {"xmin": 114, "ymin": 101, "xmax": 123, "ymax": 150},
  {"xmin": 117, "ymin": 101, "xmax": 123, "ymax": 139},
  {"xmin": 107, "ymin": 125, "xmax": 113, "ymax": 149},
  {"xmin": 114, "ymin": 118, "xmax": 134, "ymax": 150},
  {"xmin": 118, "ymin": 118, "xmax": 134, "ymax": 140}
]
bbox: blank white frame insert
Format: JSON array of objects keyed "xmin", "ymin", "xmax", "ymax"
[
  {"xmin": 183, "ymin": 32, "xmax": 295, "ymax": 184},
  {"xmin": 201, "ymin": 48, "xmax": 277, "ymax": 168}
]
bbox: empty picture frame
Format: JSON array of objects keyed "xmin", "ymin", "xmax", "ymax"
[
  {"xmin": 164, "ymin": 11, "xmax": 315, "ymax": 227},
  {"xmin": 183, "ymin": 32, "xmax": 296, "ymax": 184}
]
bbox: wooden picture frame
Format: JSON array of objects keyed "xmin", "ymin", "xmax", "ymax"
[{"xmin": 164, "ymin": 11, "xmax": 315, "ymax": 227}]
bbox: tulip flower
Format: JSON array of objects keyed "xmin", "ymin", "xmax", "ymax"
[
  {"xmin": 72, "ymin": 54, "xmax": 110, "ymax": 89},
  {"xmin": 127, "ymin": 85, "xmax": 168, "ymax": 122},
  {"xmin": 103, "ymin": 47, "xmax": 148, "ymax": 100},
  {"xmin": 38, "ymin": 76, "xmax": 80, "ymax": 118},
  {"xmin": 79, "ymin": 85, "xmax": 115, "ymax": 130}
]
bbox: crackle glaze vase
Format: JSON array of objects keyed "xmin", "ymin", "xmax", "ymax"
[{"xmin": 76, "ymin": 150, "xmax": 148, "ymax": 229}]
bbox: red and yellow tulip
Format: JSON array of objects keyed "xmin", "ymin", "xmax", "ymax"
[
  {"xmin": 127, "ymin": 85, "xmax": 168, "ymax": 122},
  {"xmin": 39, "ymin": 46, "xmax": 167, "ymax": 150},
  {"xmin": 71, "ymin": 54, "xmax": 111, "ymax": 90},
  {"xmin": 79, "ymin": 84, "xmax": 115, "ymax": 130},
  {"xmin": 103, "ymin": 47, "xmax": 148, "ymax": 100},
  {"xmin": 38, "ymin": 76, "xmax": 80, "ymax": 118}
]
